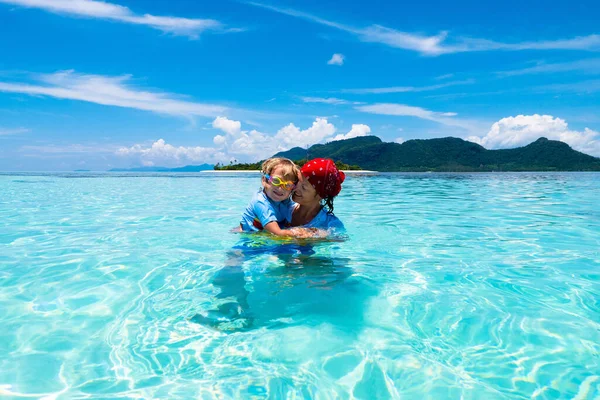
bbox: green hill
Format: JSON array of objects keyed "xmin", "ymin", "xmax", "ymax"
[{"xmin": 274, "ymin": 136, "xmax": 600, "ymax": 172}]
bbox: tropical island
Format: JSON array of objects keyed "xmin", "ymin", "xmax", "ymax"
[
  {"xmin": 213, "ymin": 159, "xmax": 362, "ymax": 171},
  {"xmin": 110, "ymin": 136, "xmax": 600, "ymax": 172},
  {"xmin": 214, "ymin": 136, "xmax": 600, "ymax": 172}
]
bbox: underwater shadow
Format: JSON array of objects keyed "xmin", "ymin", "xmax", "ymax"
[{"xmin": 191, "ymin": 235, "xmax": 378, "ymax": 333}]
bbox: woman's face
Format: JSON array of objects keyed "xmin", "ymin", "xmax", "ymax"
[{"xmin": 292, "ymin": 173, "xmax": 321, "ymax": 205}]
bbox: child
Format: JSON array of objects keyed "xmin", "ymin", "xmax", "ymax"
[{"xmin": 240, "ymin": 157, "xmax": 301, "ymax": 236}]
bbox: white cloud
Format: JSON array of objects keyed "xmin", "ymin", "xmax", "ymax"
[
  {"xmin": 246, "ymin": 2, "xmax": 449, "ymax": 55},
  {"xmin": 247, "ymin": 2, "xmax": 600, "ymax": 55},
  {"xmin": 332, "ymin": 124, "xmax": 371, "ymax": 141},
  {"xmin": 498, "ymin": 58, "xmax": 600, "ymax": 77},
  {"xmin": 21, "ymin": 143, "xmax": 117, "ymax": 154},
  {"xmin": 489, "ymin": 35, "xmax": 600, "ymax": 52},
  {"xmin": 356, "ymin": 103, "xmax": 480, "ymax": 133},
  {"xmin": 213, "ymin": 135, "xmax": 227, "ymax": 146},
  {"xmin": 394, "ymin": 137, "xmax": 405, "ymax": 144},
  {"xmin": 228, "ymin": 129, "xmax": 274, "ymax": 159},
  {"xmin": 537, "ymin": 79, "xmax": 600, "ymax": 94},
  {"xmin": 327, "ymin": 53, "xmax": 344, "ymax": 66},
  {"xmin": 210, "ymin": 116, "xmax": 370, "ymax": 160},
  {"xmin": 0, "ymin": 127, "xmax": 29, "ymax": 135},
  {"xmin": 428, "ymin": 77, "xmax": 600, "ymax": 98},
  {"xmin": 0, "ymin": 70, "xmax": 226, "ymax": 119},
  {"xmin": 300, "ymin": 96, "xmax": 350, "ymax": 105},
  {"xmin": 116, "ymin": 139, "xmax": 228, "ymax": 166},
  {"xmin": 0, "ymin": 0, "xmax": 232, "ymax": 38},
  {"xmin": 274, "ymin": 117, "xmax": 336, "ymax": 149},
  {"xmin": 115, "ymin": 117, "xmax": 374, "ymax": 166},
  {"xmin": 434, "ymin": 34, "xmax": 600, "ymax": 55},
  {"xmin": 357, "ymin": 103, "xmax": 440, "ymax": 119},
  {"xmin": 466, "ymin": 114, "xmax": 600, "ymax": 157},
  {"xmin": 343, "ymin": 79, "xmax": 475, "ymax": 94},
  {"xmin": 212, "ymin": 116, "xmax": 242, "ymax": 136},
  {"xmin": 359, "ymin": 26, "xmax": 450, "ymax": 55},
  {"xmin": 211, "ymin": 116, "xmax": 271, "ymax": 159},
  {"xmin": 209, "ymin": 116, "xmax": 338, "ymax": 160},
  {"xmin": 434, "ymin": 73, "xmax": 454, "ymax": 80}
]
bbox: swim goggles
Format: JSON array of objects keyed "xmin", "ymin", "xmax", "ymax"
[{"xmin": 263, "ymin": 173, "xmax": 296, "ymax": 191}]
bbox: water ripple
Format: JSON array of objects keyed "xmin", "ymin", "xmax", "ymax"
[{"xmin": 0, "ymin": 172, "xmax": 599, "ymax": 398}]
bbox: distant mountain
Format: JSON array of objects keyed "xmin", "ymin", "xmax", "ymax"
[
  {"xmin": 109, "ymin": 164, "xmax": 214, "ymax": 172},
  {"xmin": 275, "ymin": 136, "xmax": 600, "ymax": 172}
]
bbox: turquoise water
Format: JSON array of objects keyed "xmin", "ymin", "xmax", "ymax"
[{"xmin": 1, "ymin": 172, "xmax": 599, "ymax": 399}]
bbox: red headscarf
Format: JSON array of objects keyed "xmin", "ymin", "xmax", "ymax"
[{"xmin": 300, "ymin": 158, "xmax": 346, "ymax": 199}]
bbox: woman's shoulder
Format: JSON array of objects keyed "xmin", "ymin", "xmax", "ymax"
[{"xmin": 324, "ymin": 211, "xmax": 345, "ymax": 230}]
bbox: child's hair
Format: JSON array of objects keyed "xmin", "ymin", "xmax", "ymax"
[{"xmin": 261, "ymin": 158, "xmax": 300, "ymax": 182}]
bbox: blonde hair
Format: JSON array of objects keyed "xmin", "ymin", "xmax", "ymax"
[{"xmin": 261, "ymin": 157, "xmax": 300, "ymax": 182}]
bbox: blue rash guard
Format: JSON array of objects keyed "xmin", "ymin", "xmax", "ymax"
[
  {"xmin": 240, "ymin": 190, "xmax": 293, "ymax": 232},
  {"xmin": 285, "ymin": 203, "xmax": 345, "ymax": 231}
]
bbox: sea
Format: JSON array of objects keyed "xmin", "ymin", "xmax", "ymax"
[{"xmin": 0, "ymin": 171, "xmax": 599, "ymax": 399}]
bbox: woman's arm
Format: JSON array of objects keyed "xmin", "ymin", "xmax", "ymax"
[{"xmin": 263, "ymin": 221, "xmax": 327, "ymax": 238}]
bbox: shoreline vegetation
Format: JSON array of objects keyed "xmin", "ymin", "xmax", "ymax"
[
  {"xmin": 213, "ymin": 159, "xmax": 362, "ymax": 171},
  {"xmin": 203, "ymin": 169, "xmax": 378, "ymax": 173}
]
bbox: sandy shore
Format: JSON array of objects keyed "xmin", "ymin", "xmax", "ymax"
[{"xmin": 202, "ymin": 170, "xmax": 379, "ymax": 174}]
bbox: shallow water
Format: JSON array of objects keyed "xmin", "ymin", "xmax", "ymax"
[{"xmin": 1, "ymin": 172, "xmax": 599, "ymax": 399}]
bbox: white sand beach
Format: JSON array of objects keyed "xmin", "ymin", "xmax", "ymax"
[{"xmin": 202, "ymin": 170, "xmax": 379, "ymax": 174}]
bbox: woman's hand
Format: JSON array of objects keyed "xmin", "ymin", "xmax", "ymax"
[
  {"xmin": 287, "ymin": 227, "xmax": 328, "ymax": 239},
  {"xmin": 263, "ymin": 222, "xmax": 328, "ymax": 238}
]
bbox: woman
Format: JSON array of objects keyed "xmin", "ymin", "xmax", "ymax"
[
  {"xmin": 287, "ymin": 158, "xmax": 345, "ymax": 232},
  {"xmin": 190, "ymin": 159, "xmax": 346, "ymax": 330}
]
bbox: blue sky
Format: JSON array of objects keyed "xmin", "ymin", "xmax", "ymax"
[{"xmin": 0, "ymin": 0, "xmax": 599, "ymax": 171}]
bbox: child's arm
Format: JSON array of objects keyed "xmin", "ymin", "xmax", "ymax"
[{"xmin": 262, "ymin": 221, "xmax": 297, "ymax": 236}]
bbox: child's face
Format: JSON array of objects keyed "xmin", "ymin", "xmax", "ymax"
[{"xmin": 262, "ymin": 166, "xmax": 295, "ymax": 202}]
